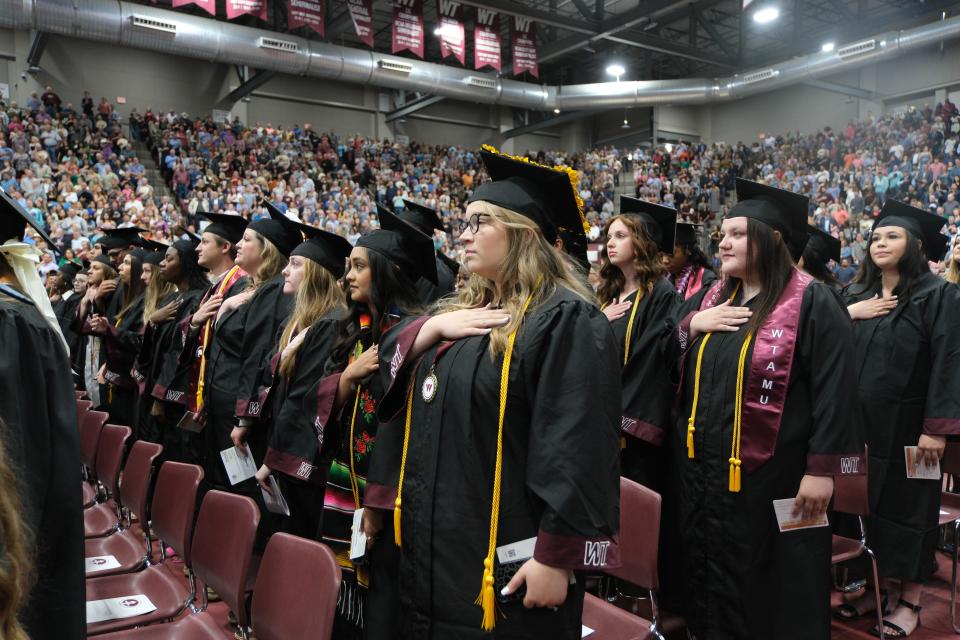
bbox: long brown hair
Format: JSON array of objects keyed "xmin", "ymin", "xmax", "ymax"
[
  {"xmin": 249, "ymin": 231, "xmax": 286, "ymax": 290},
  {"xmin": 115, "ymin": 254, "xmax": 146, "ymax": 323},
  {"xmin": 277, "ymin": 259, "xmax": 345, "ymax": 379},
  {"xmin": 721, "ymin": 218, "xmax": 794, "ymax": 335},
  {"xmin": 142, "ymin": 264, "xmax": 176, "ymax": 325},
  {"xmin": 946, "ymin": 237, "xmax": 960, "ymax": 284},
  {"xmin": 597, "ymin": 214, "xmax": 664, "ymax": 306},
  {"xmin": 437, "ymin": 203, "xmax": 594, "ymax": 356},
  {"xmin": 0, "ymin": 419, "xmax": 34, "ymax": 640}
]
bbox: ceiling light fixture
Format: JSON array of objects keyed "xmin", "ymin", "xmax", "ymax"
[
  {"xmin": 606, "ymin": 63, "xmax": 626, "ymax": 81},
  {"xmin": 821, "ymin": 42, "xmax": 835, "ymax": 52},
  {"xmin": 753, "ymin": 6, "xmax": 779, "ymax": 24}
]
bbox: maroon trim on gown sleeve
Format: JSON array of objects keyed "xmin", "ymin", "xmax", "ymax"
[
  {"xmin": 923, "ymin": 418, "xmax": 960, "ymax": 436},
  {"xmin": 621, "ymin": 416, "xmax": 664, "ymax": 446},
  {"xmin": 806, "ymin": 451, "xmax": 865, "ymax": 476},
  {"xmin": 533, "ymin": 530, "xmax": 621, "ymax": 571}
]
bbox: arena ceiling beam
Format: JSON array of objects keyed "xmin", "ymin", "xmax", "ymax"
[
  {"xmin": 385, "ymin": 94, "xmax": 447, "ymax": 123},
  {"xmin": 26, "ymin": 31, "xmax": 47, "ymax": 71},
  {"xmin": 216, "ymin": 69, "xmax": 277, "ymax": 109},
  {"xmin": 693, "ymin": 6, "xmax": 738, "ymax": 60},
  {"xmin": 569, "ymin": 0, "xmax": 600, "ymax": 24}
]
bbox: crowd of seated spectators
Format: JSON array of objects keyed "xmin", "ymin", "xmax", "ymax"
[{"xmin": 3, "ymin": 85, "xmax": 958, "ymax": 290}]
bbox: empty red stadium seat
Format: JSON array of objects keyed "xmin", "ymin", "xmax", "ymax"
[{"xmin": 84, "ymin": 425, "xmax": 132, "ymax": 538}]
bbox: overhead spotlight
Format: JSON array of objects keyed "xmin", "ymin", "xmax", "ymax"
[
  {"xmin": 753, "ymin": 6, "xmax": 779, "ymax": 24},
  {"xmin": 821, "ymin": 42, "xmax": 835, "ymax": 52},
  {"xmin": 879, "ymin": 40, "xmax": 887, "ymax": 47},
  {"xmin": 553, "ymin": 108, "xmax": 561, "ymax": 114},
  {"xmin": 606, "ymin": 63, "xmax": 626, "ymax": 79}
]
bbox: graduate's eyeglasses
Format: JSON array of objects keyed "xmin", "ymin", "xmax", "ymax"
[{"xmin": 459, "ymin": 213, "xmax": 489, "ymax": 235}]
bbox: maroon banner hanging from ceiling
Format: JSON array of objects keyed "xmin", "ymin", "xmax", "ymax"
[
  {"xmin": 436, "ymin": 0, "xmax": 465, "ymax": 66},
  {"xmin": 288, "ymin": 0, "xmax": 324, "ymax": 35},
  {"xmin": 473, "ymin": 7, "xmax": 501, "ymax": 72},
  {"xmin": 392, "ymin": 0, "xmax": 425, "ymax": 59},
  {"xmin": 511, "ymin": 15, "xmax": 538, "ymax": 78},
  {"xmin": 347, "ymin": 0, "xmax": 375, "ymax": 48},
  {"xmin": 172, "ymin": 0, "xmax": 216, "ymax": 16},
  {"xmin": 226, "ymin": 0, "xmax": 269, "ymax": 20}
]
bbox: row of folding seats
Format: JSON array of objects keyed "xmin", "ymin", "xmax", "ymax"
[{"xmin": 76, "ymin": 397, "xmax": 342, "ymax": 639}]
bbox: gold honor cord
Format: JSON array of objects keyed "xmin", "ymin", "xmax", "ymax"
[
  {"xmin": 599, "ymin": 289, "xmax": 643, "ymax": 367},
  {"xmin": 195, "ymin": 265, "xmax": 242, "ymax": 411},
  {"xmin": 394, "ymin": 379, "xmax": 415, "ymax": 547},
  {"xmin": 347, "ymin": 340, "xmax": 365, "ymax": 510},
  {"xmin": 685, "ymin": 283, "xmax": 754, "ymax": 492}
]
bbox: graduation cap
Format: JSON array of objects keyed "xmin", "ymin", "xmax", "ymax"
[
  {"xmin": 60, "ymin": 260, "xmax": 83, "ymax": 279},
  {"xmin": 874, "ymin": 199, "xmax": 949, "ymax": 261},
  {"xmin": 356, "ymin": 205, "xmax": 438, "ymax": 284},
  {"xmin": 142, "ymin": 239, "xmax": 169, "ymax": 253},
  {"xmin": 471, "ymin": 145, "xmax": 590, "ymax": 263},
  {"xmin": 675, "ymin": 222, "xmax": 703, "ymax": 247},
  {"xmin": 728, "ymin": 178, "xmax": 809, "ymax": 249},
  {"xmin": 198, "ymin": 212, "xmax": 248, "ymax": 245},
  {"xmin": 803, "ymin": 225, "xmax": 841, "ymax": 264},
  {"xmin": 437, "ymin": 250, "xmax": 461, "ymax": 277},
  {"xmin": 246, "ymin": 200, "xmax": 305, "ymax": 257},
  {"xmin": 289, "ymin": 222, "xmax": 354, "ymax": 279},
  {"xmin": 0, "ymin": 185, "xmax": 56, "ymax": 249},
  {"xmin": 619, "ymin": 196, "xmax": 677, "ymax": 254},
  {"xmin": 142, "ymin": 251, "xmax": 165, "ymax": 266},
  {"xmin": 399, "ymin": 199, "xmax": 445, "ymax": 235},
  {"xmin": 99, "ymin": 226, "xmax": 148, "ymax": 250},
  {"xmin": 91, "ymin": 253, "xmax": 115, "ymax": 269}
]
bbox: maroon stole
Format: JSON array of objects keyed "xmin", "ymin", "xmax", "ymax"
[{"xmin": 697, "ymin": 268, "xmax": 813, "ymax": 472}]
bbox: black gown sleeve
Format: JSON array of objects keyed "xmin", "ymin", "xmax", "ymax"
[
  {"xmin": 621, "ymin": 281, "xmax": 681, "ymax": 445},
  {"xmin": 797, "ymin": 282, "xmax": 865, "ymax": 475},
  {"xmin": 920, "ymin": 282, "xmax": 960, "ymax": 436},
  {"xmin": 522, "ymin": 297, "xmax": 623, "ymax": 571},
  {"xmin": 234, "ymin": 279, "xmax": 293, "ymax": 420}
]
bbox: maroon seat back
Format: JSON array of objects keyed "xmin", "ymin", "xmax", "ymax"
[
  {"xmin": 118, "ymin": 441, "xmax": 163, "ymax": 523},
  {"xmin": 943, "ymin": 442, "xmax": 960, "ymax": 477},
  {"xmin": 251, "ymin": 533, "xmax": 341, "ymax": 640},
  {"xmin": 94, "ymin": 425, "xmax": 132, "ymax": 497},
  {"xmin": 150, "ymin": 462, "xmax": 203, "ymax": 563},
  {"xmin": 79, "ymin": 410, "xmax": 109, "ymax": 470},
  {"xmin": 75, "ymin": 390, "xmax": 88, "ymax": 400},
  {"xmin": 608, "ymin": 477, "xmax": 661, "ymax": 590},
  {"xmin": 76, "ymin": 399, "xmax": 93, "ymax": 418},
  {"xmin": 833, "ymin": 472, "xmax": 870, "ymax": 516},
  {"xmin": 191, "ymin": 490, "xmax": 260, "ymax": 629}
]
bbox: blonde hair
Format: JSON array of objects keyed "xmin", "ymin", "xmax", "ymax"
[
  {"xmin": 250, "ymin": 231, "xmax": 287, "ymax": 290},
  {"xmin": 278, "ymin": 260, "xmax": 346, "ymax": 379},
  {"xmin": 0, "ymin": 419, "xmax": 34, "ymax": 640},
  {"xmin": 437, "ymin": 203, "xmax": 594, "ymax": 356},
  {"xmin": 142, "ymin": 265, "xmax": 176, "ymax": 325},
  {"xmin": 947, "ymin": 247, "xmax": 960, "ymax": 284}
]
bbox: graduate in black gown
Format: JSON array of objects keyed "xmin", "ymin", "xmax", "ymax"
[
  {"xmin": 76, "ymin": 255, "xmax": 117, "ymax": 408},
  {"xmin": 376, "ymin": 146, "xmax": 621, "ymax": 639},
  {"xmin": 252, "ymin": 223, "xmax": 351, "ymax": 540},
  {"xmin": 839, "ymin": 201, "xmax": 960, "ymax": 638},
  {"xmin": 131, "ymin": 245, "xmax": 175, "ymax": 439},
  {"xmin": 797, "ymin": 225, "xmax": 841, "ymax": 288},
  {"xmin": 313, "ymin": 205, "xmax": 434, "ymax": 640},
  {"xmin": 158, "ymin": 212, "xmax": 249, "ymax": 442},
  {"xmin": 51, "ymin": 259, "xmax": 86, "ymax": 366},
  {"xmin": 196, "ymin": 205, "xmax": 298, "ymax": 497},
  {"xmin": 398, "ymin": 198, "xmax": 457, "ymax": 303},
  {"xmin": 664, "ymin": 178, "xmax": 864, "ymax": 640},
  {"xmin": 0, "ymin": 190, "xmax": 83, "ymax": 638},
  {"xmin": 663, "ymin": 222, "xmax": 718, "ymax": 301},
  {"xmin": 87, "ymin": 249, "xmax": 147, "ymax": 427},
  {"xmin": 597, "ymin": 197, "xmax": 681, "ymax": 489}
]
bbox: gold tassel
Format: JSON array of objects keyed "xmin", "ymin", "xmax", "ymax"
[
  {"xmin": 394, "ymin": 379, "xmax": 416, "ymax": 548},
  {"xmin": 728, "ymin": 457, "xmax": 741, "ymax": 492},
  {"xmin": 686, "ymin": 416, "xmax": 696, "ymax": 459},
  {"xmin": 475, "ymin": 557, "xmax": 496, "ymax": 631},
  {"xmin": 393, "ymin": 496, "xmax": 402, "ymax": 547},
  {"xmin": 729, "ymin": 331, "xmax": 752, "ymax": 493}
]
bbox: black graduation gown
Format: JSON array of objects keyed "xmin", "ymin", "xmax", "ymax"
[
  {"xmin": 262, "ymin": 312, "xmax": 342, "ymax": 539},
  {"xmin": 202, "ymin": 296, "xmax": 252, "ymax": 488},
  {"xmin": 0, "ymin": 286, "xmax": 84, "ymax": 639},
  {"xmin": 415, "ymin": 254, "xmax": 456, "ymax": 305},
  {"xmin": 102, "ymin": 295, "xmax": 145, "ymax": 427},
  {"xmin": 132, "ymin": 291, "xmax": 178, "ymax": 440},
  {"xmin": 54, "ymin": 291, "xmax": 83, "ymax": 364},
  {"xmin": 844, "ymin": 273, "xmax": 960, "ymax": 583},
  {"xmin": 663, "ymin": 282, "xmax": 862, "ymax": 640},
  {"xmin": 608, "ymin": 278, "xmax": 681, "ymax": 490},
  {"xmin": 234, "ymin": 275, "xmax": 294, "ymax": 425},
  {"xmin": 378, "ymin": 288, "xmax": 622, "ymax": 639}
]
